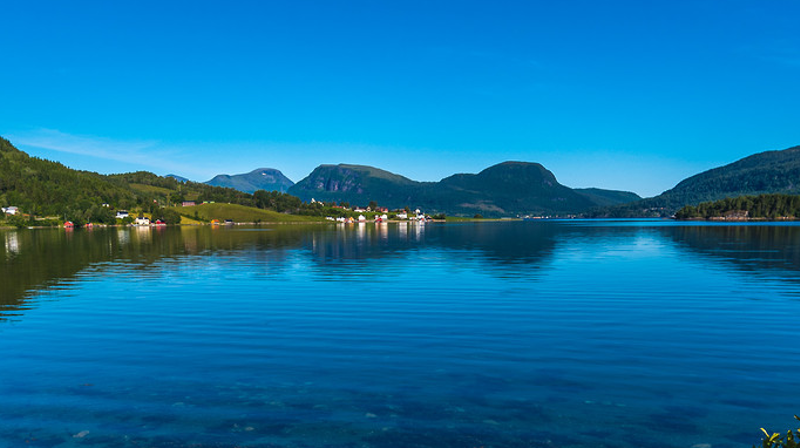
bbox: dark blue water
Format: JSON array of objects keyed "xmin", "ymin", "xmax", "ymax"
[{"xmin": 1, "ymin": 221, "xmax": 799, "ymax": 447}]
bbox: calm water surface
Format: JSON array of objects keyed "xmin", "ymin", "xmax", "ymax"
[{"xmin": 1, "ymin": 220, "xmax": 799, "ymax": 448}]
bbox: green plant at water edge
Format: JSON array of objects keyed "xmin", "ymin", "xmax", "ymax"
[{"xmin": 756, "ymin": 415, "xmax": 800, "ymax": 448}]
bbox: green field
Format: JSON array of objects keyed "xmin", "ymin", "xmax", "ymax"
[
  {"xmin": 172, "ymin": 203, "xmax": 325, "ymax": 223},
  {"xmin": 129, "ymin": 183, "xmax": 175, "ymax": 196}
]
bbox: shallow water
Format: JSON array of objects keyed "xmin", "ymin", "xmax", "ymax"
[{"xmin": 1, "ymin": 220, "xmax": 799, "ymax": 447}]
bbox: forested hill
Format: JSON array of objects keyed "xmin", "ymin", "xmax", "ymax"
[
  {"xmin": 675, "ymin": 194, "xmax": 800, "ymax": 220},
  {"xmin": 589, "ymin": 145, "xmax": 800, "ymax": 217},
  {"xmin": 0, "ymin": 137, "xmax": 137, "ymax": 218},
  {"xmin": 0, "ymin": 137, "xmax": 316, "ymax": 224}
]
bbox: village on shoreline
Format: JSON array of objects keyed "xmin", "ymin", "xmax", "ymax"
[{"xmin": 0, "ymin": 200, "xmax": 459, "ymax": 230}]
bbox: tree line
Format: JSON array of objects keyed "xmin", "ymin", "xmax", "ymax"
[
  {"xmin": 0, "ymin": 137, "xmax": 345, "ymax": 226},
  {"xmin": 675, "ymin": 194, "xmax": 800, "ymax": 220}
]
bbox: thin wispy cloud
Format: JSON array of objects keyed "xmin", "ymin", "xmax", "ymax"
[
  {"xmin": 6, "ymin": 129, "xmax": 199, "ymax": 176},
  {"xmin": 4, "ymin": 129, "xmax": 425, "ymax": 183}
]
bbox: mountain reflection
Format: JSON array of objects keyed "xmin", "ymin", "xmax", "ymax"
[
  {"xmin": 0, "ymin": 223, "xmax": 564, "ymax": 319},
  {"xmin": 7, "ymin": 221, "xmax": 799, "ymax": 322},
  {"xmin": 659, "ymin": 224, "xmax": 800, "ymax": 276}
]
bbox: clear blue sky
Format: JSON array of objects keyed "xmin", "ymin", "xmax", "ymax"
[{"xmin": 2, "ymin": 0, "xmax": 798, "ymax": 197}]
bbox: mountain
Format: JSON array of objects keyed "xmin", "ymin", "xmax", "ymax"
[
  {"xmin": 287, "ymin": 164, "xmax": 423, "ymax": 206},
  {"xmin": 591, "ymin": 145, "xmax": 800, "ymax": 217},
  {"xmin": 573, "ymin": 188, "xmax": 642, "ymax": 207},
  {"xmin": 289, "ymin": 162, "xmax": 640, "ymax": 216},
  {"xmin": 430, "ymin": 162, "xmax": 599, "ymax": 216},
  {"xmin": 166, "ymin": 174, "xmax": 190, "ymax": 183},
  {"xmin": 205, "ymin": 168, "xmax": 294, "ymax": 193}
]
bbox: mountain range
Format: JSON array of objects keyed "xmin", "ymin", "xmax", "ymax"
[
  {"xmin": 201, "ymin": 145, "xmax": 800, "ymax": 217},
  {"xmin": 286, "ymin": 162, "xmax": 640, "ymax": 216},
  {"xmin": 3, "ymin": 133, "xmax": 800, "ymax": 219}
]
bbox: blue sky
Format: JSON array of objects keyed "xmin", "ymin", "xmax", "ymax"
[{"xmin": 1, "ymin": 0, "xmax": 798, "ymax": 197}]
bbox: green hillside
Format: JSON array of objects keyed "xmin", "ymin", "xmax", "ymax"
[
  {"xmin": 675, "ymin": 193, "xmax": 800, "ymax": 220},
  {"xmin": 175, "ymin": 203, "xmax": 323, "ymax": 223},
  {"xmin": 590, "ymin": 145, "xmax": 800, "ymax": 217},
  {"xmin": 0, "ymin": 136, "xmax": 138, "ymax": 221},
  {"xmin": 0, "ymin": 137, "xmax": 327, "ymax": 226}
]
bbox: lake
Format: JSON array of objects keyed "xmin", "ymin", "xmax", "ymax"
[{"xmin": 1, "ymin": 220, "xmax": 799, "ymax": 448}]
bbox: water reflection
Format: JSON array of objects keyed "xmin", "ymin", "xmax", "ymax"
[
  {"xmin": 4, "ymin": 232, "xmax": 19, "ymax": 257},
  {"xmin": 3, "ymin": 221, "xmax": 800, "ymax": 321},
  {"xmin": 661, "ymin": 224, "xmax": 800, "ymax": 274},
  {"xmin": 2, "ymin": 221, "xmax": 800, "ymax": 447}
]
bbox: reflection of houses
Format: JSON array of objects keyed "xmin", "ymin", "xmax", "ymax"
[
  {"xmin": 5, "ymin": 231, "xmax": 19, "ymax": 254},
  {"xmin": 134, "ymin": 216, "xmax": 151, "ymax": 226},
  {"xmin": 3, "ymin": 206, "xmax": 19, "ymax": 215},
  {"xmin": 116, "ymin": 210, "xmax": 129, "ymax": 219}
]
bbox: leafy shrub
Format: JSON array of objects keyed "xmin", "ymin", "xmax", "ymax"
[{"xmin": 757, "ymin": 416, "xmax": 800, "ymax": 448}]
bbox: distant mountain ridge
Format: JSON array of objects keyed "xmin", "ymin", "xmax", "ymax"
[
  {"xmin": 591, "ymin": 145, "xmax": 800, "ymax": 217},
  {"xmin": 9, "ymin": 132, "xmax": 797, "ymax": 220},
  {"xmin": 166, "ymin": 174, "xmax": 190, "ymax": 183},
  {"xmin": 288, "ymin": 161, "xmax": 641, "ymax": 216},
  {"xmin": 205, "ymin": 168, "xmax": 294, "ymax": 193}
]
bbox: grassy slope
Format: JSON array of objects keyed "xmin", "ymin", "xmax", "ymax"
[
  {"xmin": 129, "ymin": 183, "xmax": 174, "ymax": 195},
  {"xmin": 173, "ymin": 203, "xmax": 324, "ymax": 223}
]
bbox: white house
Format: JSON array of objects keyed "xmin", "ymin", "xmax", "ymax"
[
  {"xmin": 357, "ymin": 214, "xmax": 366, "ymax": 222},
  {"xmin": 3, "ymin": 206, "xmax": 19, "ymax": 215},
  {"xmin": 134, "ymin": 216, "xmax": 151, "ymax": 226},
  {"xmin": 396, "ymin": 212, "xmax": 408, "ymax": 219},
  {"xmin": 116, "ymin": 210, "xmax": 130, "ymax": 219}
]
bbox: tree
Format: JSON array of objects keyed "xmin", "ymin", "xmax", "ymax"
[
  {"xmin": 154, "ymin": 207, "xmax": 182, "ymax": 225},
  {"xmin": 169, "ymin": 192, "xmax": 185, "ymax": 206}
]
